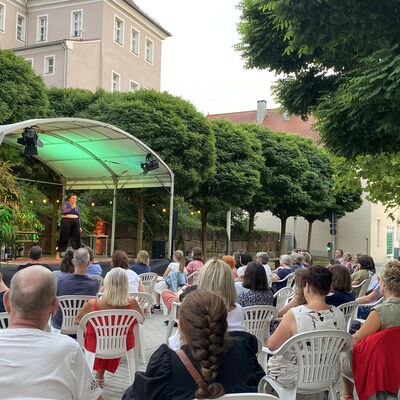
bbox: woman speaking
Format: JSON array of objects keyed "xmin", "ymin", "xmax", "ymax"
[{"xmin": 56, "ymin": 193, "xmax": 81, "ymax": 258}]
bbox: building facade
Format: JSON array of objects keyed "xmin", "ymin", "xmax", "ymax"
[
  {"xmin": 0, "ymin": 0, "xmax": 170, "ymax": 91},
  {"xmin": 208, "ymin": 101, "xmax": 400, "ymax": 264}
]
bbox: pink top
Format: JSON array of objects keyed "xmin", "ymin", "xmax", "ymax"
[{"xmin": 186, "ymin": 260, "xmax": 204, "ymax": 284}]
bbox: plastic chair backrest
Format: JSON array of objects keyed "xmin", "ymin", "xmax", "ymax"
[
  {"xmin": 58, "ymin": 295, "xmax": 97, "ymax": 334},
  {"xmin": 273, "ymin": 286, "xmax": 293, "ymax": 310},
  {"xmin": 272, "ymin": 329, "xmax": 352, "ymax": 391},
  {"xmin": 129, "ymin": 292, "xmax": 154, "ymax": 311},
  {"xmin": 243, "ymin": 305, "xmax": 278, "ymax": 344},
  {"xmin": 286, "ymin": 272, "xmax": 295, "ymax": 287},
  {"xmin": 139, "ymin": 272, "xmax": 158, "ymax": 294},
  {"xmin": 77, "ymin": 309, "xmax": 143, "ymax": 358},
  {"xmin": 0, "ymin": 312, "xmax": 9, "ymax": 329},
  {"xmin": 337, "ymin": 301, "xmax": 358, "ymax": 331},
  {"xmin": 357, "ymin": 278, "xmax": 371, "ymax": 298}
]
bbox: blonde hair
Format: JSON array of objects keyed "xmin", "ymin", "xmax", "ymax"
[
  {"xmin": 136, "ymin": 250, "xmax": 150, "ymax": 266},
  {"xmin": 198, "ymin": 258, "xmax": 237, "ymax": 307},
  {"xmin": 173, "ymin": 250, "xmax": 185, "ymax": 272},
  {"xmin": 103, "ymin": 267, "xmax": 129, "ymax": 307},
  {"xmin": 381, "ymin": 260, "xmax": 400, "ymax": 297}
]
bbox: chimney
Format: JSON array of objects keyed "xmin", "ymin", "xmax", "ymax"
[{"xmin": 256, "ymin": 100, "xmax": 267, "ymax": 124}]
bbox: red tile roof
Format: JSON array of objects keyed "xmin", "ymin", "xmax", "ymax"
[{"xmin": 208, "ymin": 109, "xmax": 319, "ymax": 141}]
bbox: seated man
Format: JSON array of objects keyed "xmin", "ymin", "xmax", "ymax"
[
  {"xmin": 17, "ymin": 246, "xmax": 51, "ymax": 271},
  {"xmin": 0, "ymin": 265, "xmax": 103, "ymax": 400},
  {"xmin": 52, "ymin": 248, "xmax": 100, "ymax": 329}
]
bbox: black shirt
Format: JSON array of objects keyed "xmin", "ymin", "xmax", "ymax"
[{"xmin": 122, "ymin": 335, "xmax": 265, "ymax": 400}]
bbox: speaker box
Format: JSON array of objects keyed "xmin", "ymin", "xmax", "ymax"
[{"xmin": 152, "ymin": 240, "xmax": 165, "ymax": 259}]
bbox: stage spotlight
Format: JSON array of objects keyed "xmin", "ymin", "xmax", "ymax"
[
  {"xmin": 17, "ymin": 127, "xmax": 43, "ymax": 156},
  {"xmin": 140, "ymin": 153, "xmax": 159, "ymax": 174}
]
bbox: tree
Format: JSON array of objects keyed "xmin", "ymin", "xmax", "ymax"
[
  {"xmin": 236, "ymin": 0, "xmax": 400, "ymax": 156},
  {"xmin": 189, "ymin": 119, "xmax": 263, "ymax": 257},
  {"xmin": 48, "ymin": 88, "xmax": 216, "ymax": 253},
  {"xmin": 0, "ymin": 50, "xmax": 48, "ymax": 124}
]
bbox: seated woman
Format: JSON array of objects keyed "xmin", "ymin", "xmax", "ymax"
[
  {"xmin": 130, "ymin": 250, "xmax": 151, "ymax": 275},
  {"xmin": 266, "ymin": 265, "xmax": 346, "ymax": 388},
  {"xmin": 122, "ymin": 290, "xmax": 265, "ymax": 400},
  {"xmin": 53, "ymin": 249, "xmax": 74, "ymax": 280},
  {"xmin": 75, "ymin": 267, "xmax": 143, "ymax": 388},
  {"xmin": 237, "ymin": 261, "xmax": 273, "ymax": 308},
  {"xmin": 271, "ymin": 254, "xmax": 293, "ymax": 292},
  {"xmin": 326, "ymin": 265, "xmax": 356, "ymax": 307},
  {"xmin": 351, "ymin": 255, "xmax": 375, "ymax": 294},
  {"xmin": 342, "ymin": 252, "xmax": 353, "ymax": 273},
  {"xmin": 221, "ymin": 255, "xmax": 238, "ymax": 279},
  {"xmin": 342, "ymin": 260, "xmax": 400, "ymax": 400},
  {"xmin": 236, "ymin": 252, "xmax": 253, "ymax": 280},
  {"xmin": 185, "ymin": 247, "xmax": 203, "ymax": 285},
  {"xmin": 112, "ymin": 250, "xmax": 145, "ymax": 294},
  {"xmin": 86, "ymin": 247, "xmax": 102, "ymax": 276},
  {"xmin": 154, "ymin": 250, "xmax": 186, "ymax": 309}
]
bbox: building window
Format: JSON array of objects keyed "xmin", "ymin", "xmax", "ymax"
[
  {"xmin": 37, "ymin": 15, "xmax": 48, "ymax": 42},
  {"xmin": 44, "ymin": 55, "xmax": 55, "ymax": 75},
  {"xmin": 112, "ymin": 71, "xmax": 120, "ymax": 92},
  {"xmin": 130, "ymin": 28, "xmax": 139, "ymax": 55},
  {"xmin": 16, "ymin": 13, "xmax": 26, "ymax": 42},
  {"xmin": 130, "ymin": 80, "xmax": 139, "ymax": 92},
  {"xmin": 114, "ymin": 16, "xmax": 124, "ymax": 45},
  {"xmin": 145, "ymin": 37, "xmax": 154, "ymax": 64},
  {"xmin": 71, "ymin": 10, "xmax": 83, "ymax": 38},
  {"xmin": 0, "ymin": 3, "xmax": 5, "ymax": 32},
  {"xmin": 25, "ymin": 58, "xmax": 33, "ymax": 68},
  {"xmin": 386, "ymin": 225, "xmax": 394, "ymax": 256}
]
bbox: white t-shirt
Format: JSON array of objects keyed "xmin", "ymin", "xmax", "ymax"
[
  {"xmin": 0, "ymin": 328, "xmax": 102, "ymax": 400},
  {"xmin": 167, "ymin": 262, "xmax": 180, "ymax": 274},
  {"xmin": 237, "ymin": 265, "xmax": 246, "ymax": 277},
  {"xmin": 126, "ymin": 269, "xmax": 141, "ymax": 293},
  {"xmin": 263, "ymin": 263, "xmax": 272, "ymax": 275}
]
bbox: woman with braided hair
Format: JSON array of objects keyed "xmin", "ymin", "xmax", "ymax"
[{"xmin": 122, "ymin": 289, "xmax": 265, "ymax": 400}]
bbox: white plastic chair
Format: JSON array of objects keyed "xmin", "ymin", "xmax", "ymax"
[
  {"xmin": 273, "ymin": 286, "xmax": 293, "ymax": 310},
  {"xmin": 129, "ymin": 292, "xmax": 154, "ymax": 364},
  {"xmin": 57, "ymin": 295, "xmax": 97, "ymax": 335},
  {"xmin": 337, "ymin": 301, "xmax": 358, "ymax": 332},
  {"xmin": 199, "ymin": 395, "xmax": 279, "ymax": 399},
  {"xmin": 274, "ymin": 272, "xmax": 295, "ymax": 288},
  {"xmin": 0, "ymin": 312, "xmax": 9, "ymax": 329},
  {"xmin": 139, "ymin": 272, "xmax": 158, "ymax": 295},
  {"xmin": 258, "ymin": 329, "xmax": 352, "ymax": 400},
  {"xmin": 77, "ymin": 309, "xmax": 143, "ymax": 384},
  {"xmin": 355, "ymin": 296, "xmax": 384, "ymax": 323},
  {"xmin": 243, "ymin": 305, "xmax": 278, "ymax": 347},
  {"xmin": 187, "ymin": 270, "xmax": 200, "ymax": 285},
  {"xmin": 165, "ymin": 301, "xmax": 180, "ymax": 343},
  {"xmin": 352, "ymin": 278, "xmax": 371, "ymax": 298}
]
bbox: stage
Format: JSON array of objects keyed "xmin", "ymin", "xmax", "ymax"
[{"xmin": 0, "ymin": 257, "xmax": 170, "ymax": 286}]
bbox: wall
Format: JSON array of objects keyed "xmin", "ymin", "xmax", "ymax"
[{"xmin": 0, "ymin": 0, "xmax": 26, "ymax": 49}]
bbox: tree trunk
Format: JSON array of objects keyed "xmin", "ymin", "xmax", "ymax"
[
  {"xmin": 247, "ymin": 210, "xmax": 256, "ymax": 253},
  {"xmin": 307, "ymin": 220, "xmax": 313, "ymax": 251},
  {"xmin": 279, "ymin": 217, "xmax": 288, "ymax": 255},
  {"xmin": 135, "ymin": 194, "xmax": 144, "ymax": 255},
  {"xmin": 50, "ymin": 200, "xmax": 58, "ymax": 255},
  {"xmin": 201, "ymin": 208, "xmax": 208, "ymax": 259}
]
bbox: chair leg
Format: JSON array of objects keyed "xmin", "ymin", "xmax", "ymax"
[
  {"xmin": 139, "ymin": 325, "xmax": 145, "ymax": 364},
  {"xmin": 126, "ymin": 350, "xmax": 136, "ymax": 384},
  {"xmin": 328, "ymin": 386, "xmax": 337, "ymax": 400}
]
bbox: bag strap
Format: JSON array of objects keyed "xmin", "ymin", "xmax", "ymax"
[{"xmin": 176, "ymin": 349, "xmax": 208, "ymax": 389}]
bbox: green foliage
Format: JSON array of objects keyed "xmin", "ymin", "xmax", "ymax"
[{"xmin": 0, "ymin": 50, "xmax": 48, "ymax": 124}]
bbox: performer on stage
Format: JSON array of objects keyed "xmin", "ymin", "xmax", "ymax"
[{"xmin": 56, "ymin": 193, "xmax": 81, "ymax": 258}]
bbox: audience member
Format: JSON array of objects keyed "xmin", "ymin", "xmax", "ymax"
[
  {"xmin": 17, "ymin": 246, "xmax": 51, "ymax": 271},
  {"xmin": 290, "ymin": 253, "xmax": 304, "ymax": 272},
  {"xmin": 326, "ymin": 265, "xmax": 356, "ymax": 307},
  {"xmin": 236, "ymin": 251, "xmax": 253, "ymax": 279},
  {"xmin": 122, "ymin": 290, "xmax": 265, "ymax": 400},
  {"xmin": 112, "ymin": 250, "xmax": 144, "ymax": 293},
  {"xmin": 87, "ymin": 247, "xmax": 103, "ymax": 276},
  {"xmin": 342, "ymin": 260, "xmax": 400, "ymax": 399},
  {"xmin": 352, "ymin": 253, "xmax": 362, "ymax": 272},
  {"xmin": 237, "ymin": 261, "xmax": 273, "ymax": 307},
  {"xmin": 52, "ymin": 248, "xmax": 100, "ymax": 329},
  {"xmin": 0, "ymin": 265, "xmax": 103, "ymax": 399},
  {"xmin": 221, "ymin": 255, "xmax": 238, "ymax": 279},
  {"xmin": 351, "ymin": 255, "xmax": 375, "ymax": 294},
  {"xmin": 76, "ymin": 267, "xmax": 143, "ymax": 388},
  {"xmin": 301, "ymin": 251, "xmax": 312, "ymax": 268},
  {"xmin": 233, "ymin": 250, "xmax": 245, "ymax": 270},
  {"xmin": 256, "ymin": 251, "xmax": 272, "ymax": 276},
  {"xmin": 266, "ymin": 265, "xmax": 345, "ymax": 388},
  {"xmin": 54, "ymin": 249, "xmax": 75, "ymax": 280},
  {"xmin": 277, "ymin": 269, "xmax": 307, "ymax": 318},
  {"xmin": 185, "ymin": 247, "xmax": 204, "ymax": 284},
  {"xmin": 335, "ymin": 248, "xmax": 344, "ymax": 264},
  {"xmin": 0, "ymin": 271, "xmax": 8, "ymax": 313},
  {"xmin": 342, "ymin": 252, "xmax": 353, "ymax": 273},
  {"xmin": 271, "ymin": 254, "xmax": 292, "ymax": 292},
  {"xmin": 131, "ymin": 250, "xmax": 151, "ymax": 275}
]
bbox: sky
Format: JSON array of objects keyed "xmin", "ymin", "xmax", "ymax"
[{"xmin": 134, "ymin": 0, "xmax": 278, "ymax": 115}]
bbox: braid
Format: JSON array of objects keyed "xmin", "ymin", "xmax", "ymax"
[{"xmin": 179, "ymin": 290, "xmax": 230, "ymax": 399}]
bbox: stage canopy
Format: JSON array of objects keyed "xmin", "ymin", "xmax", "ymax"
[{"xmin": 0, "ymin": 118, "xmax": 175, "ymax": 255}]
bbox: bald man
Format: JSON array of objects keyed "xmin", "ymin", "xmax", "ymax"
[{"xmin": 0, "ymin": 265, "xmax": 103, "ymax": 400}]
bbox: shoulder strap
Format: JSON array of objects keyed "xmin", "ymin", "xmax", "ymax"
[{"xmin": 176, "ymin": 349, "xmax": 207, "ymax": 390}]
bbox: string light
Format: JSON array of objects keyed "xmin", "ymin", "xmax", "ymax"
[
  {"xmin": 197, "ymin": 210, "xmax": 201, "ymax": 214},
  {"xmin": 109, "ymin": 201, "xmax": 113, "ymax": 205},
  {"xmin": 42, "ymin": 199, "xmax": 47, "ymax": 204},
  {"xmin": 190, "ymin": 211, "xmax": 194, "ymax": 216},
  {"xmin": 29, "ymin": 200, "xmax": 33, "ymax": 204},
  {"xmin": 162, "ymin": 208, "xmax": 167, "ymax": 213},
  {"xmin": 91, "ymin": 202, "xmax": 96, "ymax": 207},
  {"xmin": 56, "ymin": 199, "xmax": 60, "ymax": 203}
]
